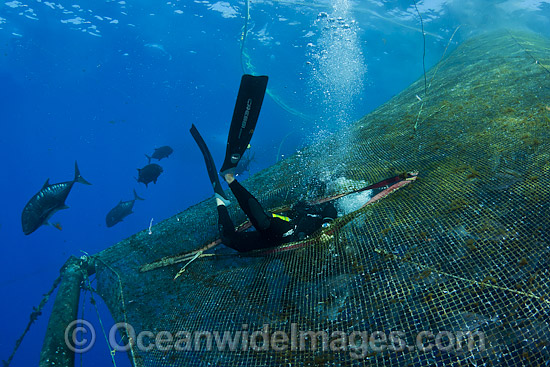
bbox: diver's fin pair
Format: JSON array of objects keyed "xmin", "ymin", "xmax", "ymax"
[
  {"xmin": 219, "ymin": 74, "xmax": 268, "ymax": 175},
  {"xmin": 190, "ymin": 124, "xmax": 230, "ymax": 205},
  {"xmin": 190, "ymin": 74, "xmax": 268, "ymax": 202}
]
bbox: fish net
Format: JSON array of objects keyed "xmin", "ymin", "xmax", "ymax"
[{"xmin": 92, "ymin": 30, "xmax": 550, "ymax": 366}]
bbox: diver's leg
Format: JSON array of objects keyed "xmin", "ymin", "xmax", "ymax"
[
  {"xmin": 223, "ymin": 173, "xmax": 294, "ymax": 240},
  {"xmin": 223, "ymin": 174, "xmax": 271, "ymax": 231},
  {"xmin": 216, "ymin": 200, "xmax": 237, "ymax": 240},
  {"xmin": 217, "ymin": 200, "xmax": 274, "ymax": 252}
]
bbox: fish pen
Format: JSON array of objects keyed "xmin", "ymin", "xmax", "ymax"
[{"xmin": 38, "ymin": 30, "xmax": 550, "ymax": 366}]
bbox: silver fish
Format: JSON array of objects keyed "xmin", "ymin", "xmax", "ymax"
[
  {"xmin": 106, "ymin": 189, "xmax": 145, "ymax": 227},
  {"xmin": 145, "ymin": 145, "xmax": 173, "ymax": 164},
  {"xmin": 21, "ymin": 161, "xmax": 91, "ymax": 235}
]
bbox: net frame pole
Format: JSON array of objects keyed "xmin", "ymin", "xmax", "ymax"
[{"xmin": 39, "ymin": 256, "xmax": 90, "ymax": 367}]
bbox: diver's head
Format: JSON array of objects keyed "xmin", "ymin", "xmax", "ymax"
[
  {"xmin": 321, "ymin": 203, "xmax": 338, "ymax": 224},
  {"xmin": 291, "ymin": 200, "xmax": 312, "ymax": 217}
]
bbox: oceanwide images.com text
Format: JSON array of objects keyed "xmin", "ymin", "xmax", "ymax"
[{"xmin": 65, "ymin": 320, "xmax": 485, "ymax": 359}]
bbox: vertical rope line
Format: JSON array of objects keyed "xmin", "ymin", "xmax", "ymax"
[
  {"xmin": 414, "ymin": 25, "xmax": 461, "ymax": 131},
  {"xmin": 507, "ymin": 29, "xmax": 550, "ymax": 76},
  {"xmin": 84, "ymin": 274, "xmax": 118, "ymax": 366},
  {"xmin": 240, "ymin": 0, "xmax": 250, "ymax": 74},
  {"xmin": 94, "ymin": 258, "xmax": 138, "ymax": 367},
  {"xmin": 79, "ymin": 288, "xmax": 87, "ymax": 367},
  {"xmin": 412, "ymin": 0, "xmax": 427, "ymax": 96}
]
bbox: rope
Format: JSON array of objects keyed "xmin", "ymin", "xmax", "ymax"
[
  {"xmin": 94, "ymin": 258, "xmax": 138, "ymax": 367},
  {"xmin": 82, "ymin": 274, "xmax": 118, "ymax": 366},
  {"xmin": 240, "ymin": 0, "xmax": 250, "ymax": 74},
  {"xmin": 276, "ymin": 130, "xmax": 294, "ymax": 162},
  {"xmin": 414, "ymin": 25, "xmax": 461, "ymax": 131},
  {"xmin": 2, "ymin": 276, "xmax": 62, "ymax": 367},
  {"xmin": 507, "ymin": 29, "xmax": 550, "ymax": 76},
  {"xmin": 375, "ymin": 249, "xmax": 550, "ymax": 305},
  {"xmin": 173, "ymin": 251, "xmax": 211, "ymax": 280},
  {"xmin": 412, "ymin": 0, "xmax": 427, "ymax": 96},
  {"xmin": 238, "ymin": 0, "xmax": 312, "ymax": 121},
  {"xmin": 79, "ymin": 286, "xmax": 87, "ymax": 367}
]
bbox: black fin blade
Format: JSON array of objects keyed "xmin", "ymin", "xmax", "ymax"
[
  {"xmin": 220, "ymin": 74, "xmax": 268, "ymax": 174},
  {"xmin": 190, "ymin": 124, "xmax": 229, "ymax": 201}
]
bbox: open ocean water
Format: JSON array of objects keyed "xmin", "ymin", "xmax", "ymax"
[{"xmin": 0, "ymin": 0, "xmax": 549, "ymax": 366}]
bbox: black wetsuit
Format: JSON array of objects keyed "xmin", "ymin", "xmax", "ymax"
[
  {"xmin": 190, "ymin": 77, "xmax": 337, "ymax": 252},
  {"xmin": 217, "ymin": 180, "xmax": 337, "ymax": 252}
]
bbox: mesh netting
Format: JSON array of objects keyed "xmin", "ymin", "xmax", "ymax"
[{"xmin": 93, "ymin": 30, "xmax": 550, "ymax": 366}]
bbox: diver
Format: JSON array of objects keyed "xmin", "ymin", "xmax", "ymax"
[{"xmin": 190, "ymin": 75, "xmax": 337, "ymax": 253}]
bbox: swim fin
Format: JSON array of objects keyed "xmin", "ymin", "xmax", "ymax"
[
  {"xmin": 219, "ymin": 74, "xmax": 268, "ymax": 175},
  {"xmin": 190, "ymin": 124, "xmax": 230, "ymax": 204}
]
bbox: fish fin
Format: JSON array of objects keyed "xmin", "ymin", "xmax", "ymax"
[
  {"xmin": 41, "ymin": 178, "xmax": 50, "ymax": 189},
  {"xmin": 74, "ymin": 161, "xmax": 92, "ymax": 185},
  {"xmin": 133, "ymin": 189, "xmax": 145, "ymax": 201},
  {"xmin": 60, "ymin": 204, "xmax": 70, "ymax": 210},
  {"xmin": 145, "ymin": 154, "xmax": 152, "ymax": 164}
]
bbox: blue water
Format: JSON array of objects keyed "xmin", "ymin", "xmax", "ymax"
[{"xmin": 0, "ymin": 0, "xmax": 548, "ymax": 365}]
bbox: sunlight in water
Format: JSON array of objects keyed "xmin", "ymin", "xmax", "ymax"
[
  {"xmin": 306, "ymin": 0, "xmax": 366, "ymax": 178},
  {"xmin": 308, "ymin": 0, "xmax": 366, "ymax": 131}
]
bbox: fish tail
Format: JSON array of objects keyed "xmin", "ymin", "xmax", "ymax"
[
  {"xmin": 74, "ymin": 161, "xmax": 92, "ymax": 185},
  {"xmin": 134, "ymin": 189, "xmax": 145, "ymax": 201},
  {"xmin": 145, "ymin": 154, "xmax": 152, "ymax": 164}
]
